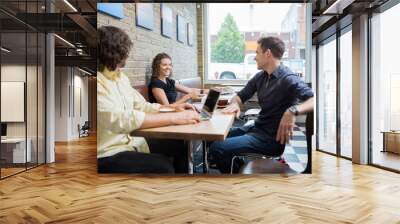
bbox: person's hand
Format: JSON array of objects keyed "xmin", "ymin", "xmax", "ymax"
[
  {"xmin": 222, "ymin": 103, "xmax": 240, "ymax": 118},
  {"xmin": 172, "ymin": 103, "xmax": 196, "ymax": 112},
  {"xmin": 188, "ymin": 91, "xmax": 200, "ymax": 100},
  {"xmin": 171, "ymin": 110, "xmax": 200, "ymax": 125},
  {"xmin": 276, "ymin": 110, "xmax": 296, "ymax": 144},
  {"xmin": 195, "ymin": 89, "xmax": 209, "ymax": 95}
]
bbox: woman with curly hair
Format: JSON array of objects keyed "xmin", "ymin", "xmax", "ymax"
[
  {"xmin": 97, "ymin": 26, "xmax": 200, "ymax": 173},
  {"xmin": 148, "ymin": 53, "xmax": 208, "ymax": 105}
]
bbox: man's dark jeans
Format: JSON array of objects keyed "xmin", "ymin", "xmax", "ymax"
[{"xmin": 209, "ymin": 124, "xmax": 284, "ymax": 173}]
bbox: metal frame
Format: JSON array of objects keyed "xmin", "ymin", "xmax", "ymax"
[
  {"xmin": 0, "ymin": 0, "xmax": 47, "ymax": 180},
  {"xmin": 316, "ymin": 33, "xmax": 337, "ymax": 156},
  {"xmin": 203, "ymin": 3, "xmax": 312, "ymax": 85},
  {"xmin": 367, "ymin": 0, "xmax": 400, "ymax": 172},
  {"xmin": 315, "ymin": 21, "xmax": 353, "ymax": 161},
  {"xmin": 316, "ymin": 0, "xmax": 400, "ymax": 172}
]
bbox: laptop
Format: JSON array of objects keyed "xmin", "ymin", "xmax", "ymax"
[{"xmin": 198, "ymin": 89, "xmax": 221, "ymax": 121}]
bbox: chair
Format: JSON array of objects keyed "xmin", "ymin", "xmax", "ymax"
[
  {"xmin": 230, "ymin": 146, "xmax": 285, "ymax": 174},
  {"xmin": 78, "ymin": 121, "xmax": 90, "ymax": 138},
  {"xmin": 238, "ymin": 112, "xmax": 313, "ymax": 175}
]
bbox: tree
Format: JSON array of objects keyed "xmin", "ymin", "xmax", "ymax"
[{"xmin": 211, "ymin": 14, "xmax": 245, "ymax": 63}]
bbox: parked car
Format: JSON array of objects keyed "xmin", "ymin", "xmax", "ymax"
[{"xmin": 209, "ymin": 53, "xmax": 260, "ymax": 80}]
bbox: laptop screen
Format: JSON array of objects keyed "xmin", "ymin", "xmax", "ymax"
[{"xmin": 203, "ymin": 89, "xmax": 220, "ymax": 113}]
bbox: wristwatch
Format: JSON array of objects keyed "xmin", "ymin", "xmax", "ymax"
[{"xmin": 288, "ymin": 105, "xmax": 299, "ymax": 116}]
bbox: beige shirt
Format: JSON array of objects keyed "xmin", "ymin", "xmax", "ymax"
[{"xmin": 97, "ymin": 68, "xmax": 160, "ymax": 159}]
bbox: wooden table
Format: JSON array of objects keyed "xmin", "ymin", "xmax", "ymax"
[{"xmin": 131, "ymin": 111, "xmax": 235, "ymax": 174}]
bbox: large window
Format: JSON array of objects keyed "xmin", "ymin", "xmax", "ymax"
[
  {"xmin": 205, "ymin": 3, "xmax": 307, "ymax": 83},
  {"xmin": 340, "ymin": 28, "xmax": 352, "ymax": 158},
  {"xmin": 317, "ymin": 37, "xmax": 337, "ymax": 154},
  {"xmin": 370, "ymin": 3, "xmax": 400, "ymax": 171}
]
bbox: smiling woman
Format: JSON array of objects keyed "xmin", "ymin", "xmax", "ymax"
[{"xmin": 148, "ymin": 52, "xmax": 205, "ymax": 105}]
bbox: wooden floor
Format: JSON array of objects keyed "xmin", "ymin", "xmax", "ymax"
[
  {"xmin": 372, "ymin": 151, "xmax": 400, "ymax": 171},
  {"xmin": 1, "ymin": 135, "xmax": 400, "ymax": 223}
]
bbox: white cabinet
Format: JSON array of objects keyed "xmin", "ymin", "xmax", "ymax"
[{"xmin": 1, "ymin": 138, "xmax": 31, "ymax": 163}]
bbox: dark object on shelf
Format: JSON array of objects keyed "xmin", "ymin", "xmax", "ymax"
[{"xmin": 78, "ymin": 121, "xmax": 90, "ymax": 138}]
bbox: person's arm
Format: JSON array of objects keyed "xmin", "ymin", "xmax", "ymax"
[
  {"xmin": 152, "ymin": 88, "xmax": 172, "ymax": 105},
  {"xmin": 296, "ymin": 97, "xmax": 314, "ymax": 114},
  {"xmin": 221, "ymin": 96, "xmax": 243, "ymax": 118},
  {"xmin": 175, "ymin": 82, "xmax": 193, "ymax": 94},
  {"xmin": 174, "ymin": 82, "xmax": 201, "ymax": 103},
  {"xmin": 276, "ymin": 77, "xmax": 315, "ymax": 144},
  {"xmin": 140, "ymin": 110, "xmax": 200, "ymax": 129},
  {"xmin": 98, "ymin": 107, "xmax": 200, "ymax": 134},
  {"xmin": 97, "ymin": 81, "xmax": 145, "ymax": 134},
  {"xmin": 276, "ymin": 97, "xmax": 314, "ymax": 144},
  {"xmin": 221, "ymin": 74, "xmax": 258, "ymax": 117}
]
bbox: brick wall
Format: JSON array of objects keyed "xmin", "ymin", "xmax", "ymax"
[{"xmin": 97, "ymin": 3, "xmax": 198, "ymax": 86}]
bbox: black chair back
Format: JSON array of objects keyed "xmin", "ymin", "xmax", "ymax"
[{"xmin": 302, "ymin": 112, "xmax": 313, "ymax": 174}]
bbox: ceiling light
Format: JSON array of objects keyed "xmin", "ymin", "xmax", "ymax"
[
  {"xmin": 1, "ymin": 47, "xmax": 11, "ymax": 53},
  {"xmin": 54, "ymin": 34, "xmax": 75, "ymax": 48},
  {"xmin": 63, "ymin": 0, "xmax": 78, "ymax": 12}
]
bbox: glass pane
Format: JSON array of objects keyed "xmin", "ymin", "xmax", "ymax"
[
  {"xmin": 1, "ymin": 30, "xmax": 27, "ymax": 177},
  {"xmin": 206, "ymin": 3, "xmax": 306, "ymax": 81},
  {"xmin": 317, "ymin": 38, "xmax": 337, "ymax": 154},
  {"xmin": 371, "ymin": 3, "xmax": 400, "ymax": 171},
  {"xmin": 340, "ymin": 30, "xmax": 352, "ymax": 158},
  {"xmin": 38, "ymin": 33, "xmax": 45, "ymax": 165},
  {"xmin": 27, "ymin": 31, "xmax": 38, "ymax": 169}
]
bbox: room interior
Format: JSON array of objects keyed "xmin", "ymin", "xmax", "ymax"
[{"xmin": 0, "ymin": 0, "xmax": 400, "ymax": 222}]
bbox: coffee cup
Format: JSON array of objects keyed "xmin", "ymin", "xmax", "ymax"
[{"xmin": 218, "ymin": 99, "xmax": 228, "ymax": 107}]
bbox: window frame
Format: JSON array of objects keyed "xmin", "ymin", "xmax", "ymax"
[{"xmin": 202, "ymin": 3, "xmax": 312, "ymax": 85}]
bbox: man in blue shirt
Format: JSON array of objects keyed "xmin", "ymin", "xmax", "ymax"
[{"xmin": 209, "ymin": 36, "xmax": 314, "ymax": 173}]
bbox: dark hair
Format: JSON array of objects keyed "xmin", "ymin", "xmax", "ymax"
[
  {"xmin": 257, "ymin": 36, "xmax": 285, "ymax": 60},
  {"xmin": 151, "ymin": 53, "xmax": 172, "ymax": 80},
  {"xmin": 98, "ymin": 26, "xmax": 133, "ymax": 71}
]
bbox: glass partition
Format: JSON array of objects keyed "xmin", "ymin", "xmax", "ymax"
[
  {"xmin": 339, "ymin": 28, "xmax": 352, "ymax": 158},
  {"xmin": 0, "ymin": 0, "xmax": 46, "ymax": 179},
  {"xmin": 317, "ymin": 36, "xmax": 337, "ymax": 155},
  {"xmin": 1, "ymin": 31, "xmax": 28, "ymax": 177},
  {"xmin": 370, "ymin": 3, "xmax": 400, "ymax": 171}
]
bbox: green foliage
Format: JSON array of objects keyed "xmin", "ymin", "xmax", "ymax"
[{"xmin": 211, "ymin": 14, "xmax": 245, "ymax": 63}]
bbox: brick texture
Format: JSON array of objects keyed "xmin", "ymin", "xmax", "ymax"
[{"xmin": 97, "ymin": 3, "xmax": 198, "ymax": 86}]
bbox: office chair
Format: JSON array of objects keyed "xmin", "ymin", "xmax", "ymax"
[
  {"xmin": 78, "ymin": 121, "xmax": 90, "ymax": 138},
  {"xmin": 237, "ymin": 112, "xmax": 313, "ymax": 175}
]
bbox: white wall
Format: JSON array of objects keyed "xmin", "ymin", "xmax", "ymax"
[
  {"xmin": 1, "ymin": 63, "xmax": 46, "ymax": 164},
  {"xmin": 1, "ymin": 65, "xmax": 32, "ymax": 137},
  {"xmin": 54, "ymin": 67, "xmax": 89, "ymax": 141}
]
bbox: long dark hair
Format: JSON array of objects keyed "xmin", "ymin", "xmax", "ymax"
[{"xmin": 151, "ymin": 53, "xmax": 172, "ymax": 80}]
